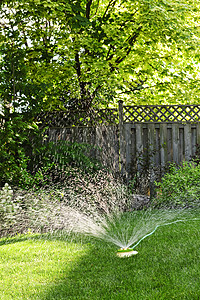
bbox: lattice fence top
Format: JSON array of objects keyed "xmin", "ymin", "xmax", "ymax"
[
  {"xmin": 123, "ymin": 105, "xmax": 200, "ymax": 123},
  {"xmin": 37, "ymin": 108, "xmax": 119, "ymax": 127},
  {"xmin": 36, "ymin": 104, "xmax": 200, "ymax": 127}
]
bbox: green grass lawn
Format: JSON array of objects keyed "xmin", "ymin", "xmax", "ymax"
[{"xmin": 1, "ymin": 213, "xmax": 200, "ymax": 299}]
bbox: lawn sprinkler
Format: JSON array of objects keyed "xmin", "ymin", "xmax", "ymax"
[{"xmin": 116, "ymin": 248, "xmax": 138, "ymax": 258}]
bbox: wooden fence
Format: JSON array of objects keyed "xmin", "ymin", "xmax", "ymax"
[
  {"xmin": 46, "ymin": 125, "xmax": 120, "ymax": 173},
  {"xmin": 43, "ymin": 102, "xmax": 200, "ymax": 196}
]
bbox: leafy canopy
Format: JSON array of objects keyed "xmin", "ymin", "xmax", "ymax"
[{"xmin": 0, "ymin": 0, "xmax": 200, "ymax": 111}]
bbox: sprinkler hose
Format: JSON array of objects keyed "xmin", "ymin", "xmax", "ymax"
[{"xmin": 131, "ymin": 218, "xmax": 200, "ymax": 250}]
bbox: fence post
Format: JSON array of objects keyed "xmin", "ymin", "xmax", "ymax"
[{"xmin": 118, "ymin": 101, "xmax": 125, "ymax": 177}]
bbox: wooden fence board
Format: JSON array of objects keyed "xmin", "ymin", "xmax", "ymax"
[
  {"xmin": 179, "ymin": 128, "xmax": 184, "ymax": 163},
  {"xmin": 124, "ymin": 123, "xmax": 133, "ymax": 179},
  {"xmin": 130, "ymin": 126, "xmax": 137, "ymax": 174},
  {"xmin": 172, "ymin": 124, "xmax": 179, "ymax": 164},
  {"xmin": 184, "ymin": 124, "xmax": 192, "ymax": 161},
  {"xmin": 135, "ymin": 124, "xmax": 143, "ymax": 173},
  {"xmin": 191, "ymin": 127, "xmax": 197, "ymax": 157},
  {"xmin": 155, "ymin": 128, "xmax": 160, "ymax": 166},
  {"xmin": 167, "ymin": 127, "xmax": 173, "ymax": 162},
  {"xmin": 160, "ymin": 124, "xmax": 168, "ymax": 171},
  {"xmin": 197, "ymin": 124, "xmax": 200, "ymax": 146},
  {"xmin": 148, "ymin": 124, "xmax": 154, "ymax": 163}
]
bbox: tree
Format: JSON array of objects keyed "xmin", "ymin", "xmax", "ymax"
[{"xmin": 0, "ymin": 0, "xmax": 199, "ymax": 113}]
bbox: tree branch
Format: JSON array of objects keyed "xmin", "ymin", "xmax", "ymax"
[
  {"xmin": 86, "ymin": 0, "xmax": 93, "ymax": 19},
  {"xmin": 74, "ymin": 51, "xmax": 92, "ymax": 108},
  {"xmin": 20, "ymin": 24, "xmax": 29, "ymax": 48},
  {"xmin": 92, "ymin": 0, "xmax": 100, "ymax": 18},
  {"xmin": 75, "ymin": 51, "xmax": 81, "ymax": 81},
  {"xmin": 118, "ymin": 80, "xmax": 172, "ymax": 94},
  {"xmin": 108, "ymin": 26, "xmax": 142, "ymax": 71},
  {"xmin": 103, "ymin": 0, "xmax": 117, "ymax": 19}
]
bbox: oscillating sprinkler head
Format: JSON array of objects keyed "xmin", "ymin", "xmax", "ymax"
[{"xmin": 116, "ymin": 248, "xmax": 138, "ymax": 258}]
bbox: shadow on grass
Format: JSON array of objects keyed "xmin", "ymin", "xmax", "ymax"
[{"xmin": 39, "ymin": 237, "xmax": 141, "ymax": 300}]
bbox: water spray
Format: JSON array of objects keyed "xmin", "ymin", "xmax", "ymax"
[{"xmin": 116, "ymin": 218, "xmax": 200, "ymax": 258}]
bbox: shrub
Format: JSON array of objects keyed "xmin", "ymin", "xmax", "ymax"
[
  {"xmin": 0, "ymin": 114, "xmax": 30, "ymax": 186},
  {"xmin": 153, "ymin": 161, "xmax": 200, "ymax": 208}
]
